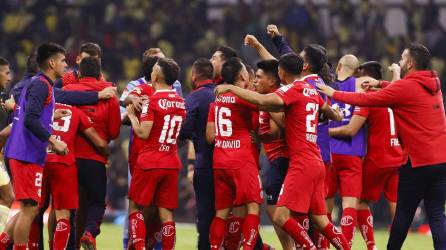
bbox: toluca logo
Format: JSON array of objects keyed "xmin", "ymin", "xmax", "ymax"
[
  {"xmin": 301, "ymin": 218, "xmax": 310, "ymax": 230},
  {"xmin": 158, "ymin": 99, "xmax": 185, "ymax": 110},
  {"xmin": 56, "ymin": 221, "xmax": 68, "ymax": 231},
  {"xmin": 228, "ymin": 220, "xmax": 241, "ymax": 233},
  {"xmin": 162, "ymin": 224, "xmax": 175, "ymax": 237},
  {"xmin": 340, "ymin": 215, "xmax": 354, "ymax": 226},
  {"xmin": 367, "ymin": 215, "xmax": 373, "ymax": 226}
]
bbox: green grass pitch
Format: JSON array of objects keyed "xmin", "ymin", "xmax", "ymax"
[{"xmin": 73, "ymin": 223, "xmax": 433, "ymax": 250}]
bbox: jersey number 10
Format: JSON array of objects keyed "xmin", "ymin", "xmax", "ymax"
[{"xmin": 159, "ymin": 115, "xmax": 183, "ymax": 144}]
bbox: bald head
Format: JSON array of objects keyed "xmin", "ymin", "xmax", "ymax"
[{"xmin": 336, "ymin": 54, "xmax": 359, "ymax": 80}]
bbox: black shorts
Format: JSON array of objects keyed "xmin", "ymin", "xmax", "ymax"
[{"xmin": 264, "ymin": 157, "xmax": 289, "ymax": 205}]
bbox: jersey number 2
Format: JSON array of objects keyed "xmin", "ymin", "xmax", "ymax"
[{"xmin": 306, "ymin": 103, "xmax": 319, "ymax": 133}]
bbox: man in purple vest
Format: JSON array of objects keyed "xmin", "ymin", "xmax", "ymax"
[
  {"xmin": 3, "ymin": 43, "xmax": 68, "ymax": 250},
  {"xmin": 327, "ymin": 54, "xmax": 366, "ymax": 247}
]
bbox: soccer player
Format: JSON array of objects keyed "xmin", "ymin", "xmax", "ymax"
[
  {"xmin": 0, "ymin": 57, "xmax": 14, "ymax": 233},
  {"xmin": 42, "ymin": 103, "xmax": 109, "ymax": 250},
  {"xmin": 57, "ymin": 42, "xmax": 103, "ymax": 88},
  {"xmin": 179, "ymin": 58, "xmax": 216, "ymax": 250},
  {"xmin": 207, "ymin": 58, "xmax": 263, "ymax": 250},
  {"xmin": 126, "ymin": 58, "xmax": 185, "ymax": 250},
  {"xmin": 2, "ymin": 43, "xmax": 68, "ymax": 250},
  {"xmin": 331, "ymin": 61, "xmax": 402, "ymax": 250},
  {"xmin": 317, "ymin": 43, "xmax": 446, "ymax": 250},
  {"xmin": 119, "ymin": 48, "xmax": 182, "ymax": 250},
  {"xmin": 215, "ymin": 53, "xmax": 350, "ymax": 250},
  {"xmin": 253, "ymin": 59, "xmax": 293, "ymax": 250},
  {"xmin": 210, "ymin": 46, "xmax": 238, "ymax": 84},
  {"xmin": 326, "ymin": 54, "xmax": 366, "ymax": 246},
  {"xmin": 63, "ymin": 57, "xmax": 121, "ymax": 249}
]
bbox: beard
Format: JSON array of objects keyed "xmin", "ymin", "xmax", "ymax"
[{"xmin": 400, "ymin": 65, "xmax": 408, "ymax": 78}]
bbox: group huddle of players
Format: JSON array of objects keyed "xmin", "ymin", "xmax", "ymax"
[{"xmin": 0, "ymin": 24, "xmax": 412, "ymax": 250}]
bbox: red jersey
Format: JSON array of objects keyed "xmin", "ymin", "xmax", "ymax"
[
  {"xmin": 333, "ymin": 70, "xmax": 446, "ymax": 167},
  {"xmin": 274, "ymin": 80, "xmax": 325, "ymax": 161},
  {"xmin": 62, "ymin": 70, "xmax": 106, "ymax": 87},
  {"xmin": 137, "ymin": 89, "xmax": 186, "ymax": 169},
  {"xmin": 128, "ymin": 83, "xmax": 155, "ymax": 157},
  {"xmin": 47, "ymin": 103, "xmax": 93, "ymax": 166},
  {"xmin": 354, "ymin": 106, "xmax": 403, "ymax": 167},
  {"xmin": 208, "ymin": 93, "xmax": 259, "ymax": 169},
  {"xmin": 258, "ymin": 111, "xmax": 289, "ymax": 162},
  {"xmin": 63, "ymin": 77, "xmax": 121, "ymax": 163}
]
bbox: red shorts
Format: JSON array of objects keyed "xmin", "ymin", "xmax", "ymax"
[
  {"xmin": 9, "ymin": 159, "xmax": 43, "ymax": 204},
  {"xmin": 213, "ymin": 166, "xmax": 263, "ymax": 210},
  {"xmin": 277, "ymin": 157, "xmax": 327, "ymax": 215},
  {"xmin": 128, "ymin": 168, "xmax": 179, "ymax": 209},
  {"xmin": 361, "ymin": 160, "xmax": 399, "ymax": 202},
  {"xmin": 327, "ymin": 154, "xmax": 363, "ymax": 198},
  {"xmin": 41, "ymin": 162, "xmax": 78, "ymax": 210}
]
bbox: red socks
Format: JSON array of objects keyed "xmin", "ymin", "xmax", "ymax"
[
  {"xmin": 209, "ymin": 217, "xmax": 227, "ymax": 250},
  {"xmin": 53, "ymin": 218, "xmax": 70, "ymax": 250},
  {"xmin": 340, "ymin": 207, "xmax": 356, "ymax": 246},
  {"xmin": 161, "ymin": 221, "xmax": 176, "ymax": 250},
  {"xmin": 223, "ymin": 216, "xmax": 243, "ymax": 250},
  {"xmin": 293, "ymin": 214, "xmax": 310, "ymax": 231},
  {"xmin": 357, "ymin": 209, "xmax": 375, "ymax": 250},
  {"xmin": 12, "ymin": 244, "xmax": 27, "ymax": 250},
  {"xmin": 28, "ymin": 219, "xmax": 40, "ymax": 250},
  {"xmin": 128, "ymin": 211, "xmax": 146, "ymax": 250},
  {"xmin": 281, "ymin": 218, "xmax": 315, "ymax": 250},
  {"xmin": 322, "ymin": 223, "xmax": 351, "ymax": 250},
  {"xmin": 312, "ymin": 228, "xmax": 329, "ymax": 249},
  {"xmin": 242, "ymin": 214, "xmax": 259, "ymax": 250},
  {"xmin": 0, "ymin": 232, "xmax": 11, "ymax": 250}
]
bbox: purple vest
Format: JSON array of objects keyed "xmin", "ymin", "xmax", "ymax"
[
  {"xmin": 304, "ymin": 75, "xmax": 331, "ymax": 163},
  {"xmin": 329, "ymin": 77, "xmax": 366, "ymax": 156},
  {"xmin": 5, "ymin": 75, "xmax": 55, "ymax": 166}
]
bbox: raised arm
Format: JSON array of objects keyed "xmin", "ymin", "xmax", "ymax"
[
  {"xmin": 267, "ymin": 24, "xmax": 295, "ymax": 55},
  {"xmin": 244, "ymin": 35, "xmax": 277, "ymax": 61}
]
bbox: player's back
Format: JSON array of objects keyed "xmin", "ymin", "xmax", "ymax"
[
  {"xmin": 276, "ymin": 81, "xmax": 324, "ymax": 162},
  {"xmin": 211, "ymin": 92, "xmax": 258, "ymax": 169},
  {"xmin": 64, "ymin": 77, "xmax": 121, "ymax": 163},
  {"xmin": 363, "ymin": 106, "xmax": 403, "ymax": 167},
  {"xmin": 137, "ymin": 89, "xmax": 186, "ymax": 170},
  {"xmin": 47, "ymin": 103, "xmax": 91, "ymax": 166}
]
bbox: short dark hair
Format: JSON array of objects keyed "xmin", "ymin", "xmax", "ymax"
[
  {"xmin": 36, "ymin": 43, "xmax": 66, "ymax": 69},
  {"xmin": 303, "ymin": 44, "xmax": 327, "ymax": 73},
  {"xmin": 256, "ymin": 59, "xmax": 280, "ymax": 85},
  {"xmin": 192, "ymin": 58, "xmax": 214, "ymax": 80},
  {"xmin": 407, "ymin": 42, "xmax": 431, "ymax": 70},
  {"xmin": 0, "ymin": 57, "xmax": 9, "ymax": 66},
  {"xmin": 79, "ymin": 57, "xmax": 101, "ymax": 79},
  {"xmin": 216, "ymin": 46, "xmax": 238, "ymax": 62},
  {"xmin": 80, "ymin": 42, "xmax": 102, "ymax": 58},
  {"xmin": 26, "ymin": 53, "xmax": 39, "ymax": 74},
  {"xmin": 221, "ymin": 57, "xmax": 244, "ymax": 85},
  {"xmin": 358, "ymin": 61, "xmax": 383, "ymax": 80},
  {"xmin": 142, "ymin": 56, "xmax": 159, "ymax": 81},
  {"xmin": 278, "ymin": 53, "xmax": 304, "ymax": 75},
  {"xmin": 157, "ymin": 58, "xmax": 180, "ymax": 86}
]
